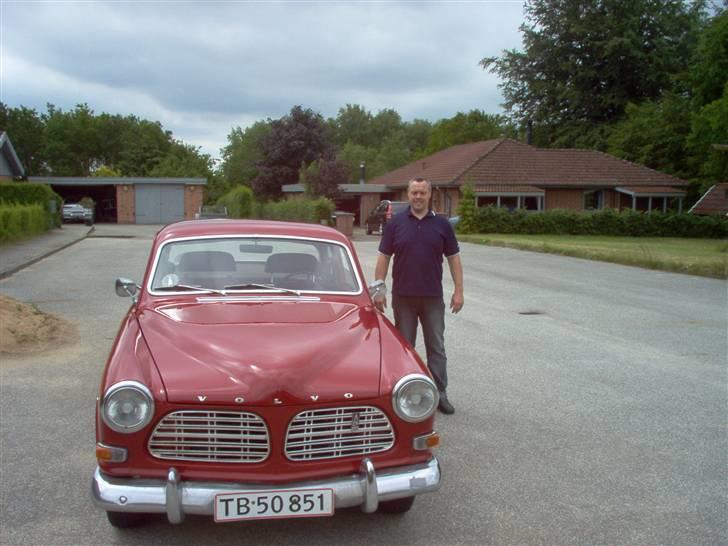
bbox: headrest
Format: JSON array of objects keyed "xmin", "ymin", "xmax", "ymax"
[
  {"xmin": 178, "ymin": 251, "xmax": 235, "ymax": 272},
  {"xmin": 265, "ymin": 253, "xmax": 318, "ymax": 274}
]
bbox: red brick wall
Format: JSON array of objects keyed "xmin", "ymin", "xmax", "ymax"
[
  {"xmin": 545, "ymin": 189, "xmax": 584, "ymax": 210},
  {"xmin": 116, "ymin": 184, "xmax": 135, "ymax": 224},
  {"xmin": 184, "ymin": 185, "xmax": 203, "ymax": 220}
]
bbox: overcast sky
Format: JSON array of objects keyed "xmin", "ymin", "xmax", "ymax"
[{"xmin": 1, "ymin": 1, "xmax": 525, "ymax": 160}]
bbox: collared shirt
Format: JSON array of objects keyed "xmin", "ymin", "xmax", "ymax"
[{"xmin": 378, "ymin": 207, "xmax": 460, "ymax": 298}]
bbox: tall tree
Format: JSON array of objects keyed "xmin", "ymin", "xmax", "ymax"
[
  {"xmin": 43, "ymin": 103, "xmax": 102, "ymax": 175},
  {"xmin": 481, "ymin": 0, "xmax": 706, "ymax": 148},
  {"xmin": 252, "ymin": 106, "xmax": 333, "ymax": 200},
  {"xmin": 425, "ymin": 110, "xmax": 515, "ymax": 154},
  {"xmin": 220, "ymin": 121, "xmax": 271, "ymax": 186},
  {"xmin": 149, "ymin": 141, "xmax": 213, "ymax": 178},
  {"xmin": 0, "ymin": 103, "xmax": 46, "ymax": 175}
]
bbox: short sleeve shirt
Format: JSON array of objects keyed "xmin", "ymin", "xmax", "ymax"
[{"xmin": 378, "ymin": 208, "xmax": 460, "ymax": 298}]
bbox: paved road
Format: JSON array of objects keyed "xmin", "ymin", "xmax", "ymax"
[{"xmin": 1, "ymin": 225, "xmax": 725, "ymax": 545}]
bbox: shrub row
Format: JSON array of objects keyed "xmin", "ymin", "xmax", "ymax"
[
  {"xmin": 256, "ymin": 197, "xmax": 334, "ymax": 224},
  {"xmin": 0, "ymin": 203, "xmax": 48, "ymax": 243},
  {"xmin": 0, "ymin": 183, "xmax": 63, "ymax": 228},
  {"xmin": 460, "ymin": 207, "xmax": 727, "ymax": 238},
  {"xmin": 217, "ymin": 185, "xmax": 335, "ymax": 224}
]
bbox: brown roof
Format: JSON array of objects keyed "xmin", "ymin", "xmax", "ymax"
[
  {"xmin": 474, "ymin": 185, "xmax": 544, "ymax": 194},
  {"xmin": 689, "ymin": 182, "xmax": 728, "ymax": 216},
  {"xmin": 616, "ymin": 186, "xmax": 687, "ymax": 195},
  {"xmin": 369, "ymin": 138, "xmax": 688, "ymax": 189}
]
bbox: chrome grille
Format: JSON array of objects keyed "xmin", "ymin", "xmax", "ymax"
[
  {"xmin": 285, "ymin": 406, "xmax": 395, "ymax": 461},
  {"xmin": 148, "ymin": 411, "xmax": 269, "ymax": 463}
]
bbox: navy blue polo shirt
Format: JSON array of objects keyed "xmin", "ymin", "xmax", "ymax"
[{"xmin": 378, "ymin": 207, "xmax": 460, "ymax": 298}]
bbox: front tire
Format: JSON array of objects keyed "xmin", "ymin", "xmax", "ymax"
[
  {"xmin": 106, "ymin": 511, "xmax": 148, "ymax": 528},
  {"xmin": 378, "ymin": 496, "xmax": 415, "ymax": 514}
]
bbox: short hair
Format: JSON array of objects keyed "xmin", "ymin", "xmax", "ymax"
[{"xmin": 408, "ymin": 177, "xmax": 432, "ymax": 191}]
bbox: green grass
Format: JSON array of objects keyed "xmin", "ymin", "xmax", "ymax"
[{"xmin": 458, "ymin": 234, "xmax": 728, "ymax": 279}]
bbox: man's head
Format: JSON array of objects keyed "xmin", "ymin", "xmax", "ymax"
[{"xmin": 407, "ymin": 177, "xmax": 432, "ymax": 216}]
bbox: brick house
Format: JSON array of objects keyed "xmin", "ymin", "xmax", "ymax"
[
  {"xmin": 367, "ymin": 138, "xmax": 688, "ymax": 219},
  {"xmin": 688, "ymin": 182, "xmax": 728, "ymax": 216}
]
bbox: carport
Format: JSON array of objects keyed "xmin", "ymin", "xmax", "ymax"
[{"xmin": 30, "ymin": 177, "xmax": 206, "ymax": 224}]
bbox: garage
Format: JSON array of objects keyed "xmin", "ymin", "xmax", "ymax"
[
  {"xmin": 135, "ymin": 184, "xmax": 185, "ymax": 224},
  {"xmin": 30, "ymin": 177, "xmax": 206, "ymax": 224}
]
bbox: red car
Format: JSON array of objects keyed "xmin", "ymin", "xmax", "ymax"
[{"xmin": 92, "ymin": 219, "xmax": 441, "ymax": 527}]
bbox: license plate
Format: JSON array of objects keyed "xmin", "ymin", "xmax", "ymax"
[{"xmin": 214, "ymin": 488, "xmax": 334, "ymax": 522}]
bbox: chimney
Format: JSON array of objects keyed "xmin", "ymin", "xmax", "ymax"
[
  {"xmin": 359, "ymin": 161, "xmax": 366, "ymax": 185},
  {"xmin": 526, "ymin": 120, "xmax": 533, "ymax": 145}
]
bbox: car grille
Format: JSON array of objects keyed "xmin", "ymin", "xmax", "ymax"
[
  {"xmin": 285, "ymin": 406, "xmax": 395, "ymax": 461},
  {"xmin": 148, "ymin": 411, "xmax": 269, "ymax": 463}
]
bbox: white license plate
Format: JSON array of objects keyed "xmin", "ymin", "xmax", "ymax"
[{"xmin": 214, "ymin": 488, "xmax": 334, "ymax": 522}]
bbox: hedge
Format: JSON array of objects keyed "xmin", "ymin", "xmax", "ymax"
[
  {"xmin": 0, "ymin": 183, "xmax": 63, "ymax": 228},
  {"xmin": 217, "ymin": 185, "xmax": 254, "ymax": 218},
  {"xmin": 0, "ymin": 203, "xmax": 48, "ymax": 243},
  {"xmin": 461, "ymin": 206, "xmax": 727, "ymax": 238},
  {"xmin": 256, "ymin": 197, "xmax": 334, "ymax": 223}
]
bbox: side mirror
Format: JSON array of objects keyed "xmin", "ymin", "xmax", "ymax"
[{"xmin": 115, "ymin": 278, "xmax": 140, "ymax": 301}]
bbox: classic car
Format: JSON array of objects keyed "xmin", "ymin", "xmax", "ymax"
[{"xmin": 92, "ymin": 219, "xmax": 441, "ymax": 527}]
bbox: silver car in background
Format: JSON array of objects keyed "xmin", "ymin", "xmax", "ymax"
[{"xmin": 62, "ymin": 203, "xmax": 94, "ymax": 225}]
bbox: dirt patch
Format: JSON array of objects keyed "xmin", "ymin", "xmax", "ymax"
[{"xmin": 0, "ymin": 295, "xmax": 79, "ymax": 355}]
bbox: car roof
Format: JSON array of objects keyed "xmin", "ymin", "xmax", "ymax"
[{"xmin": 155, "ymin": 219, "xmax": 352, "ymax": 247}]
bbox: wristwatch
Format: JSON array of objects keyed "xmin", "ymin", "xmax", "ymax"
[{"xmin": 368, "ymin": 279, "xmax": 386, "ymax": 298}]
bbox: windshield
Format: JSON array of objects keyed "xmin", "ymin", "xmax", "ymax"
[{"xmin": 149, "ymin": 236, "xmax": 361, "ymax": 294}]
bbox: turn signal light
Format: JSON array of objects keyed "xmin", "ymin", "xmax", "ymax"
[
  {"xmin": 96, "ymin": 442, "xmax": 128, "ymax": 463},
  {"xmin": 412, "ymin": 432, "xmax": 440, "ymax": 450}
]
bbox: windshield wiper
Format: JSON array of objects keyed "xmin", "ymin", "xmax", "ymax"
[
  {"xmin": 223, "ymin": 283, "xmax": 301, "ymax": 296},
  {"xmin": 155, "ymin": 283, "xmax": 226, "ymax": 295}
]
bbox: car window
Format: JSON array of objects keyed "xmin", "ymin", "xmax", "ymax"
[{"xmin": 150, "ymin": 237, "xmax": 360, "ymax": 294}]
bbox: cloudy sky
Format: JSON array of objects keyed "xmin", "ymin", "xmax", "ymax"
[{"xmin": 1, "ymin": 1, "xmax": 525, "ymax": 160}]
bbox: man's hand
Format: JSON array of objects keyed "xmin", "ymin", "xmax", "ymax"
[
  {"xmin": 450, "ymin": 291, "xmax": 464, "ymax": 314},
  {"xmin": 374, "ymin": 294, "xmax": 387, "ymax": 312}
]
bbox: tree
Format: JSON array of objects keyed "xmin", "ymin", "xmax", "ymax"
[
  {"xmin": 43, "ymin": 103, "xmax": 102, "ymax": 175},
  {"xmin": 0, "ymin": 103, "xmax": 46, "ymax": 175},
  {"xmin": 425, "ymin": 110, "xmax": 515, "ymax": 154},
  {"xmin": 220, "ymin": 121, "xmax": 271, "ymax": 186},
  {"xmin": 252, "ymin": 106, "xmax": 333, "ymax": 200},
  {"xmin": 149, "ymin": 141, "xmax": 213, "ymax": 178},
  {"xmin": 689, "ymin": 10, "xmax": 728, "ymax": 108},
  {"xmin": 481, "ymin": 0, "xmax": 706, "ymax": 147},
  {"xmin": 332, "ymin": 104, "xmax": 374, "ymax": 147},
  {"xmin": 117, "ymin": 118, "xmax": 171, "ymax": 176},
  {"xmin": 93, "ymin": 165, "xmax": 122, "ymax": 177},
  {"xmin": 303, "ymin": 158, "xmax": 347, "ymax": 200}
]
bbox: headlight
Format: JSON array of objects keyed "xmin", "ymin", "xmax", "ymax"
[
  {"xmin": 392, "ymin": 374, "xmax": 439, "ymax": 422},
  {"xmin": 101, "ymin": 381, "xmax": 154, "ymax": 433}
]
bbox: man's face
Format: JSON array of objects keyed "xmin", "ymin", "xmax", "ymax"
[{"xmin": 408, "ymin": 181, "xmax": 431, "ymax": 214}]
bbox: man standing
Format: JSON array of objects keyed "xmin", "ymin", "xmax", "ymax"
[{"xmin": 370, "ymin": 177, "xmax": 464, "ymax": 414}]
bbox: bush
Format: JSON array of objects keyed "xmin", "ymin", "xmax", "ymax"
[
  {"xmin": 0, "ymin": 203, "xmax": 47, "ymax": 243},
  {"xmin": 456, "ymin": 184, "xmax": 477, "ymax": 234},
  {"xmin": 217, "ymin": 185, "xmax": 254, "ymax": 218},
  {"xmin": 470, "ymin": 206, "xmax": 727, "ymax": 238},
  {"xmin": 0, "ymin": 183, "xmax": 62, "ymax": 228},
  {"xmin": 257, "ymin": 197, "xmax": 335, "ymax": 223}
]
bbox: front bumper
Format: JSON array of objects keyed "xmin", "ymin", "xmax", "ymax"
[{"xmin": 91, "ymin": 456, "xmax": 441, "ymax": 523}]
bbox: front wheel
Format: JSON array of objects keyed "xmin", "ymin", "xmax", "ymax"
[
  {"xmin": 378, "ymin": 496, "xmax": 415, "ymax": 514},
  {"xmin": 106, "ymin": 511, "xmax": 149, "ymax": 528}
]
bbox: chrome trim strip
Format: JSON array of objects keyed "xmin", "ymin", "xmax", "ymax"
[
  {"xmin": 195, "ymin": 296, "xmax": 321, "ymax": 303},
  {"xmin": 90, "ymin": 457, "xmax": 441, "ymax": 523}
]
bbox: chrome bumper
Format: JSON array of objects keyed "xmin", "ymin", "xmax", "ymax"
[{"xmin": 91, "ymin": 456, "xmax": 441, "ymax": 524}]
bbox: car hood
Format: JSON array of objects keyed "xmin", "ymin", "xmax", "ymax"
[{"xmin": 137, "ymin": 300, "xmax": 382, "ymax": 405}]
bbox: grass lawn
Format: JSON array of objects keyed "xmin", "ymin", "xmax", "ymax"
[{"xmin": 457, "ymin": 234, "xmax": 728, "ymax": 279}]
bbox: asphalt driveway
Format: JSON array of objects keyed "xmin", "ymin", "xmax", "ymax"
[{"xmin": 0, "ymin": 224, "xmax": 725, "ymax": 545}]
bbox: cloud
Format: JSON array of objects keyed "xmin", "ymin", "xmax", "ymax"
[{"xmin": 1, "ymin": 1, "xmax": 524, "ymax": 158}]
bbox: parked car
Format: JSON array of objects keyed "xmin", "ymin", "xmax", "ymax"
[
  {"xmin": 62, "ymin": 203, "xmax": 94, "ymax": 225},
  {"xmin": 365, "ymin": 200, "xmax": 409, "ymax": 235},
  {"xmin": 194, "ymin": 205, "xmax": 228, "ymax": 220},
  {"xmin": 92, "ymin": 219, "xmax": 442, "ymax": 527}
]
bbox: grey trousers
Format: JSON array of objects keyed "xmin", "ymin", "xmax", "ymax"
[{"xmin": 392, "ymin": 294, "xmax": 448, "ymax": 393}]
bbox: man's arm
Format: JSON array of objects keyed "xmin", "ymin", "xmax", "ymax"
[
  {"xmin": 372, "ymin": 253, "xmax": 391, "ymax": 311},
  {"xmin": 447, "ymin": 254, "xmax": 464, "ymax": 313}
]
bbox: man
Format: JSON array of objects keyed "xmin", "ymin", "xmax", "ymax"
[{"xmin": 370, "ymin": 177, "xmax": 464, "ymax": 414}]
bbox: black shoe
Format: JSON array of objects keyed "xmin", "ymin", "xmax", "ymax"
[{"xmin": 438, "ymin": 393, "xmax": 455, "ymax": 415}]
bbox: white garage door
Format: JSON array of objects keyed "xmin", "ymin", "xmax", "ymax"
[{"xmin": 135, "ymin": 184, "xmax": 185, "ymax": 224}]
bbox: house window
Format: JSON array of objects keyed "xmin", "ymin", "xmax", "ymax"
[
  {"xmin": 522, "ymin": 196, "xmax": 540, "ymax": 211},
  {"xmin": 477, "ymin": 196, "xmax": 498, "ymax": 207},
  {"xmin": 584, "ymin": 190, "xmax": 604, "ymax": 210},
  {"xmin": 500, "ymin": 196, "xmax": 518, "ymax": 211}
]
